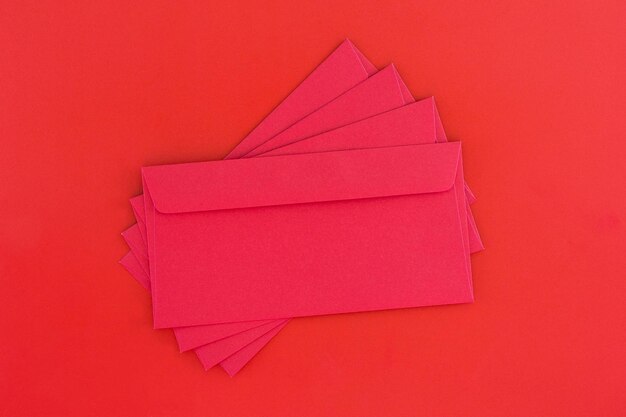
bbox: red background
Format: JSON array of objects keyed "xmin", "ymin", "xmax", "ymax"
[{"xmin": 1, "ymin": 1, "xmax": 625, "ymax": 416}]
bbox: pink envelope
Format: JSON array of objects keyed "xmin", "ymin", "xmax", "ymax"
[
  {"xmin": 143, "ymin": 142, "xmax": 473, "ymax": 328},
  {"xmin": 120, "ymin": 251, "xmax": 150, "ymax": 290},
  {"xmin": 220, "ymin": 321, "xmax": 289, "ymax": 376},
  {"xmin": 227, "ymin": 39, "xmax": 377, "ymax": 158},
  {"xmin": 240, "ymin": 64, "xmax": 414, "ymax": 157},
  {"xmin": 194, "ymin": 319, "xmax": 289, "ymax": 370},
  {"xmin": 124, "ymin": 97, "xmax": 482, "ymax": 370}
]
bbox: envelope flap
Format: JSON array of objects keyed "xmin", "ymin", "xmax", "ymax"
[
  {"xmin": 143, "ymin": 143, "xmax": 461, "ymax": 214},
  {"xmin": 345, "ymin": 38, "xmax": 378, "ymax": 76}
]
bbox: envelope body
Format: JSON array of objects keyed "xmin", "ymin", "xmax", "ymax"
[{"xmin": 143, "ymin": 143, "xmax": 473, "ymax": 328}]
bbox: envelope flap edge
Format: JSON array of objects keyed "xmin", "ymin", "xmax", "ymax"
[{"xmin": 143, "ymin": 143, "xmax": 461, "ymax": 214}]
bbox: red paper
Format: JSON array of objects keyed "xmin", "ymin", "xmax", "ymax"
[
  {"xmin": 143, "ymin": 143, "xmax": 473, "ymax": 328},
  {"xmin": 220, "ymin": 321, "xmax": 290, "ymax": 377},
  {"xmin": 227, "ymin": 39, "xmax": 376, "ymax": 158},
  {"xmin": 194, "ymin": 320, "xmax": 289, "ymax": 370},
  {"xmin": 242, "ymin": 64, "xmax": 412, "ymax": 157}
]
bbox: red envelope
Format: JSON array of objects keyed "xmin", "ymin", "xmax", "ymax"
[
  {"xmin": 120, "ymin": 251, "xmax": 150, "ymax": 291},
  {"xmin": 143, "ymin": 142, "xmax": 473, "ymax": 328},
  {"xmin": 124, "ymin": 98, "xmax": 482, "ymax": 370},
  {"xmin": 194, "ymin": 319, "xmax": 289, "ymax": 370},
  {"xmin": 240, "ymin": 63, "xmax": 414, "ymax": 157},
  {"xmin": 220, "ymin": 321, "xmax": 289, "ymax": 376},
  {"xmin": 227, "ymin": 39, "xmax": 376, "ymax": 158}
]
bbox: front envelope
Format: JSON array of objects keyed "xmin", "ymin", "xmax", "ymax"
[{"xmin": 143, "ymin": 143, "xmax": 473, "ymax": 328}]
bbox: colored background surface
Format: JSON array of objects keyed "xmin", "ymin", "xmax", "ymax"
[{"xmin": 1, "ymin": 0, "xmax": 625, "ymax": 415}]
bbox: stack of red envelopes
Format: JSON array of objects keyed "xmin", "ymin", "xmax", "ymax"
[{"xmin": 120, "ymin": 39, "xmax": 484, "ymax": 376}]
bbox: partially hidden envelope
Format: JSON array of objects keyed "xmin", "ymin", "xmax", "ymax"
[
  {"xmin": 227, "ymin": 39, "xmax": 377, "ymax": 159},
  {"xmin": 220, "ymin": 321, "xmax": 289, "ymax": 376},
  {"xmin": 143, "ymin": 142, "xmax": 473, "ymax": 329}
]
